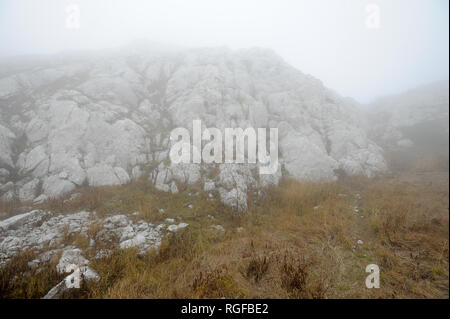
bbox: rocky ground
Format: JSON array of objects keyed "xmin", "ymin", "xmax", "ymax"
[{"xmin": 0, "ymin": 197, "xmax": 192, "ymax": 298}]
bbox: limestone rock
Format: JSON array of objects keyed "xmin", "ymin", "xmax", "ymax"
[
  {"xmin": 42, "ymin": 175, "xmax": 76, "ymax": 199},
  {"xmin": 18, "ymin": 179, "xmax": 40, "ymax": 202},
  {"xmin": 167, "ymin": 223, "xmax": 189, "ymax": 232},
  {"xmin": 0, "ymin": 211, "xmax": 162, "ymax": 265},
  {"xmin": 0, "ymin": 45, "xmax": 388, "ymax": 209},
  {"xmin": 203, "ymin": 180, "xmax": 215, "ymax": 192},
  {"xmin": 56, "ymin": 248, "xmax": 90, "ymax": 274}
]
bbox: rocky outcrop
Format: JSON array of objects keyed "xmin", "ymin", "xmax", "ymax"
[
  {"xmin": 0, "ymin": 210, "xmax": 164, "ymax": 265},
  {"xmin": 56, "ymin": 248, "xmax": 90, "ymax": 274},
  {"xmin": 0, "ymin": 45, "xmax": 387, "ymax": 210},
  {"xmin": 0, "ymin": 208, "xmax": 196, "ymax": 298}
]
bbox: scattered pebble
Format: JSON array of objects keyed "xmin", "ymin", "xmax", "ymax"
[
  {"xmin": 167, "ymin": 223, "xmax": 189, "ymax": 232},
  {"xmin": 28, "ymin": 259, "xmax": 40, "ymax": 269},
  {"xmin": 211, "ymin": 225, "xmax": 225, "ymax": 232},
  {"xmin": 95, "ymin": 249, "xmax": 111, "ymax": 259}
]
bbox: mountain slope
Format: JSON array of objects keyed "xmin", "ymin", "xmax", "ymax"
[
  {"xmin": 0, "ymin": 45, "xmax": 386, "ymax": 209},
  {"xmin": 367, "ymin": 80, "xmax": 449, "ymax": 171},
  {"xmin": 368, "ymin": 80, "xmax": 449, "ymax": 148}
]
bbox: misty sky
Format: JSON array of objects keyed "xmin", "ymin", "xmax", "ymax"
[{"xmin": 0, "ymin": 0, "xmax": 448, "ymax": 103}]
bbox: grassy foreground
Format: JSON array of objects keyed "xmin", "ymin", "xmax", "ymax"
[{"xmin": 0, "ymin": 170, "xmax": 448, "ymax": 299}]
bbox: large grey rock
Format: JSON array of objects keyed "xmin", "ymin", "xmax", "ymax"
[
  {"xmin": 18, "ymin": 179, "xmax": 40, "ymax": 202},
  {"xmin": 0, "ymin": 190, "xmax": 14, "ymax": 202},
  {"xmin": 0, "ymin": 168, "xmax": 9, "ymax": 184},
  {"xmin": 99, "ymin": 214, "xmax": 162, "ymax": 253},
  {"xmin": 0, "ymin": 181, "xmax": 14, "ymax": 193},
  {"xmin": 56, "ymin": 248, "xmax": 90, "ymax": 274},
  {"xmin": 217, "ymin": 164, "xmax": 255, "ymax": 210},
  {"xmin": 42, "ymin": 175, "xmax": 76, "ymax": 199},
  {"xmin": 87, "ymin": 165, "xmax": 130, "ymax": 186},
  {"xmin": 20, "ymin": 145, "xmax": 49, "ymax": 177},
  {"xmin": 0, "ymin": 210, "xmax": 47, "ymax": 232}
]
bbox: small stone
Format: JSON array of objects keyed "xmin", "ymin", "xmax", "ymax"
[
  {"xmin": 95, "ymin": 249, "xmax": 111, "ymax": 259},
  {"xmin": 203, "ymin": 180, "xmax": 215, "ymax": 192},
  {"xmin": 170, "ymin": 181, "xmax": 179, "ymax": 194},
  {"xmin": 28, "ymin": 259, "xmax": 40, "ymax": 269},
  {"xmin": 120, "ymin": 234, "xmax": 146, "ymax": 249},
  {"xmin": 167, "ymin": 223, "xmax": 188, "ymax": 232},
  {"xmin": 211, "ymin": 225, "xmax": 225, "ymax": 232},
  {"xmin": 33, "ymin": 194, "xmax": 48, "ymax": 204}
]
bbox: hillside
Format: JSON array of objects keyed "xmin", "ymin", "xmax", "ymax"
[{"xmin": 0, "ymin": 45, "xmax": 386, "ymax": 211}]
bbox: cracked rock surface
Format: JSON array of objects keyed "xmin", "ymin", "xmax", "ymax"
[{"xmin": 0, "ymin": 210, "xmax": 163, "ymax": 266}]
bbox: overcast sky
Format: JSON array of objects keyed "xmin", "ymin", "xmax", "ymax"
[{"xmin": 0, "ymin": 0, "xmax": 448, "ymax": 103}]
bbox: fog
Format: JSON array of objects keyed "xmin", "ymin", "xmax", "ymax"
[{"xmin": 0, "ymin": 0, "xmax": 448, "ymax": 103}]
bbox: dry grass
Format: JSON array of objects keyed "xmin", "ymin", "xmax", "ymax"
[
  {"xmin": 0, "ymin": 170, "xmax": 448, "ymax": 299},
  {"xmin": 244, "ymin": 255, "xmax": 269, "ymax": 283},
  {"xmin": 0, "ymin": 251, "xmax": 64, "ymax": 298},
  {"xmin": 361, "ymin": 175, "xmax": 449, "ymax": 298}
]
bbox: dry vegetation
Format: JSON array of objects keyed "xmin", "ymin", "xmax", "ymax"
[{"xmin": 0, "ymin": 164, "xmax": 448, "ymax": 299}]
